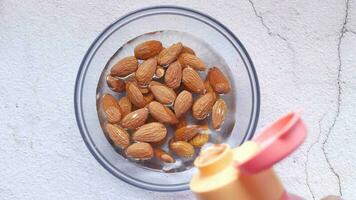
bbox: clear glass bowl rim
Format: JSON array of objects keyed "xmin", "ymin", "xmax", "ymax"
[{"xmin": 74, "ymin": 5, "xmax": 260, "ymax": 192}]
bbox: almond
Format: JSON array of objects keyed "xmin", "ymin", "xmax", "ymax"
[
  {"xmin": 164, "ymin": 61, "xmax": 182, "ymax": 88},
  {"xmin": 125, "ymin": 75, "xmax": 150, "ymax": 94},
  {"xmin": 192, "ymin": 93, "xmax": 215, "ymax": 120},
  {"xmin": 135, "ymin": 57, "xmax": 157, "ymax": 86},
  {"xmin": 134, "ymin": 40, "xmax": 163, "ymax": 60},
  {"xmin": 204, "ymin": 78, "xmax": 218, "ymax": 101},
  {"xmin": 174, "ymin": 125, "xmax": 200, "ymax": 141},
  {"xmin": 111, "ymin": 56, "xmax": 138, "ymax": 77},
  {"xmin": 117, "ymin": 96, "xmax": 132, "ymax": 118},
  {"xmin": 126, "ymin": 142, "xmax": 153, "ymax": 160},
  {"xmin": 126, "ymin": 82, "xmax": 145, "ymax": 108},
  {"xmin": 155, "ymin": 65, "xmax": 165, "ymax": 79},
  {"xmin": 150, "ymin": 135, "xmax": 167, "ymax": 147},
  {"xmin": 189, "ymin": 134, "xmax": 209, "ymax": 147},
  {"xmin": 182, "ymin": 67, "xmax": 205, "ymax": 94},
  {"xmin": 173, "ymin": 90, "xmax": 193, "ymax": 118},
  {"xmin": 158, "ymin": 42, "xmax": 183, "ymax": 65},
  {"xmin": 148, "ymin": 101, "xmax": 178, "ymax": 124},
  {"xmin": 133, "ymin": 122, "xmax": 167, "ymax": 142},
  {"xmin": 100, "ymin": 94, "xmax": 121, "ymax": 123},
  {"xmin": 179, "ymin": 53, "xmax": 206, "ymax": 71},
  {"xmin": 207, "ymin": 67, "xmax": 231, "ymax": 94},
  {"xmin": 154, "ymin": 148, "xmax": 175, "ymax": 163},
  {"xmin": 149, "ymin": 84, "xmax": 177, "ymax": 105},
  {"xmin": 104, "ymin": 106, "xmax": 122, "ymax": 123},
  {"xmin": 121, "ymin": 108, "xmax": 149, "ymax": 129},
  {"xmin": 107, "ymin": 75, "xmax": 125, "ymax": 92},
  {"xmin": 181, "ymin": 45, "xmax": 195, "ymax": 55},
  {"xmin": 143, "ymin": 93, "xmax": 154, "ymax": 105},
  {"xmin": 212, "ymin": 99, "xmax": 227, "ymax": 129},
  {"xmin": 105, "ymin": 123, "xmax": 130, "ymax": 149},
  {"xmin": 170, "ymin": 141, "xmax": 195, "ymax": 157}
]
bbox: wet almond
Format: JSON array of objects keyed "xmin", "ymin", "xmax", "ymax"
[
  {"xmin": 189, "ymin": 134, "xmax": 209, "ymax": 147},
  {"xmin": 207, "ymin": 67, "xmax": 231, "ymax": 94},
  {"xmin": 164, "ymin": 61, "xmax": 182, "ymax": 89},
  {"xmin": 174, "ymin": 125, "xmax": 200, "ymax": 141},
  {"xmin": 148, "ymin": 101, "xmax": 178, "ymax": 124},
  {"xmin": 126, "ymin": 82, "xmax": 146, "ymax": 108},
  {"xmin": 120, "ymin": 108, "xmax": 149, "ymax": 129},
  {"xmin": 133, "ymin": 122, "xmax": 167, "ymax": 142},
  {"xmin": 212, "ymin": 99, "xmax": 227, "ymax": 129},
  {"xmin": 149, "ymin": 84, "xmax": 177, "ymax": 105},
  {"xmin": 126, "ymin": 142, "xmax": 153, "ymax": 160},
  {"xmin": 179, "ymin": 53, "xmax": 206, "ymax": 71},
  {"xmin": 158, "ymin": 42, "xmax": 183, "ymax": 65},
  {"xmin": 111, "ymin": 56, "xmax": 138, "ymax": 77},
  {"xmin": 192, "ymin": 93, "xmax": 216, "ymax": 120},
  {"xmin": 170, "ymin": 141, "xmax": 195, "ymax": 157},
  {"xmin": 117, "ymin": 96, "xmax": 132, "ymax": 118},
  {"xmin": 174, "ymin": 90, "xmax": 193, "ymax": 118},
  {"xmin": 134, "ymin": 40, "xmax": 163, "ymax": 60},
  {"xmin": 135, "ymin": 57, "xmax": 157, "ymax": 86},
  {"xmin": 182, "ymin": 67, "xmax": 205, "ymax": 94},
  {"xmin": 100, "ymin": 94, "xmax": 121, "ymax": 123},
  {"xmin": 105, "ymin": 123, "xmax": 130, "ymax": 149}
]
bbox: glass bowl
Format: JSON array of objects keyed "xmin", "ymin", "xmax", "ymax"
[{"xmin": 74, "ymin": 6, "xmax": 260, "ymax": 192}]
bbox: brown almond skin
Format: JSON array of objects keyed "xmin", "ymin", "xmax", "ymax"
[
  {"xmin": 181, "ymin": 45, "xmax": 195, "ymax": 55},
  {"xmin": 100, "ymin": 94, "xmax": 122, "ymax": 123},
  {"xmin": 125, "ymin": 75, "xmax": 150, "ymax": 94},
  {"xmin": 154, "ymin": 148, "xmax": 175, "ymax": 163},
  {"xmin": 117, "ymin": 96, "xmax": 132, "ymax": 118},
  {"xmin": 158, "ymin": 42, "xmax": 183, "ymax": 65},
  {"xmin": 192, "ymin": 93, "xmax": 216, "ymax": 120},
  {"xmin": 170, "ymin": 141, "xmax": 195, "ymax": 157},
  {"xmin": 174, "ymin": 125, "xmax": 200, "ymax": 141},
  {"xmin": 204, "ymin": 78, "xmax": 218, "ymax": 101},
  {"xmin": 150, "ymin": 135, "xmax": 167, "ymax": 147},
  {"xmin": 143, "ymin": 93, "xmax": 154, "ymax": 106},
  {"xmin": 182, "ymin": 67, "xmax": 205, "ymax": 94},
  {"xmin": 120, "ymin": 108, "xmax": 149, "ymax": 129},
  {"xmin": 178, "ymin": 53, "xmax": 206, "ymax": 71},
  {"xmin": 126, "ymin": 142, "xmax": 153, "ymax": 160},
  {"xmin": 133, "ymin": 122, "xmax": 167, "ymax": 142},
  {"xmin": 174, "ymin": 90, "xmax": 193, "ymax": 118},
  {"xmin": 134, "ymin": 40, "xmax": 163, "ymax": 60},
  {"xmin": 135, "ymin": 57, "xmax": 157, "ymax": 86},
  {"xmin": 126, "ymin": 82, "xmax": 146, "ymax": 108},
  {"xmin": 106, "ymin": 75, "xmax": 125, "ymax": 92},
  {"xmin": 155, "ymin": 66, "xmax": 165, "ymax": 79},
  {"xmin": 207, "ymin": 67, "xmax": 231, "ymax": 94},
  {"xmin": 149, "ymin": 84, "xmax": 177, "ymax": 105},
  {"xmin": 189, "ymin": 134, "xmax": 209, "ymax": 147},
  {"xmin": 212, "ymin": 99, "xmax": 227, "ymax": 129},
  {"xmin": 164, "ymin": 61, "xmax": 182, "ymax": 89},
  {"xmin": 111, "ymin": 56, "xmax": 138, "ymax": 77},
  {"xmin": 148, "ymin": 101, "xmax": 178, "ymax": 124},
  {"xmin": 105, "ymin": 123, "xmax": 130, "ymax": 149}
]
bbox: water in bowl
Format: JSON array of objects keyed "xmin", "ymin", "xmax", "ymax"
[{"xmin": 96, "ymin": 30, "xmax": 236, "ymax": 173}]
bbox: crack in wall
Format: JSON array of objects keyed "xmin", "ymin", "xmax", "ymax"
[
  {"xmin": 321, "ymin": 0, "xmax": 351, "ymax": 197},
  {"xmin": 305, "ymin": 114, "xmax": 326, "ymax": 200},
  {"xmin": 247, "ymin": 0, "xmax": 298, "ymax": 85}
]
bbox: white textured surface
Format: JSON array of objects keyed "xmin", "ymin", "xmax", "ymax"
[{"xmin": 1, "ymin": 0, "xmax": 355, "ymax": 199}]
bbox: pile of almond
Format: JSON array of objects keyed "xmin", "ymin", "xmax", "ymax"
[{"xmin": 99, "ymin": 40, "xmax": 231, "ymax": 163}]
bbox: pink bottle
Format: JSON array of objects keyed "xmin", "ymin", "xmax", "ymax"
[{"xmin": 190, "ymin": 112, "xmax": 307, "ymax": 200}]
